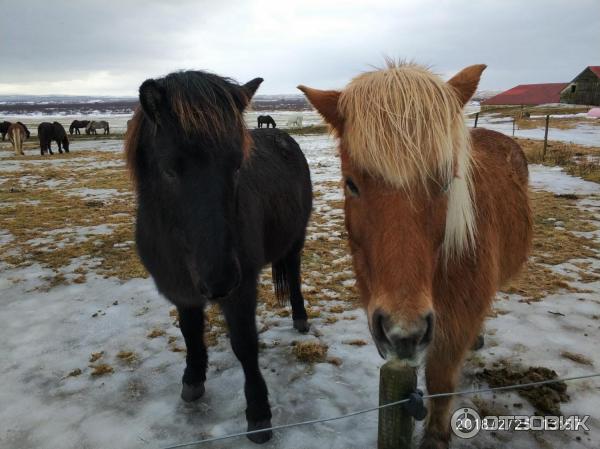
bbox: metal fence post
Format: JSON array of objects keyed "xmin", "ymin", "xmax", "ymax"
[{"xmin": 543, "ymin": 114, "xmax": 550, "ymax": 161}]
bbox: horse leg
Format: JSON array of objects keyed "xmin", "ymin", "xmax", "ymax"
[
  {"xmin": 420, "ymin": 324, "xmax": 480, "ymax": 449},
  {"xmin": 177, "ymin": 305, "xmax": 208, "ymax": 402},
  {"xmin": 58, "ymin": 141, "xmax": 63, "ymax": 154},
  {"xmin": 221, "ymin": 284, "xmax": 272, "ymax": 444}
]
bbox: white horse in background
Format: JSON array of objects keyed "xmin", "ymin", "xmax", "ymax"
[
  {"xmin": 86, "ymin": 120, "xmax": 110, "ymax": 135},
  {"xmin": 286, "ymin": 113, "xmax": 303, "ymax": 128}
]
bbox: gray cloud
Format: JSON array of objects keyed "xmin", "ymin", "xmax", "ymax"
[{"xmin": 0, "ymin": 0, "xmax": 598, "ymax": 95}]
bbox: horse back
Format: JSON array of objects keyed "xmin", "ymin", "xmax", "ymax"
[
  {"xmin": 52, "ymin": 122, "xmax": 67, "ymax": 139},
  {"xmin": 470, "ymin": 128, "xmax": 532, "ymax": 285},
  {"xmin": 239, "ymin": 129, "xmax": 312, "ymax": 265}
]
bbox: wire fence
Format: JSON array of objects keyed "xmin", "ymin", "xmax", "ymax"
[{"xmin": 162, "ymin": 371, "xmax": 600, "ymax": 449}]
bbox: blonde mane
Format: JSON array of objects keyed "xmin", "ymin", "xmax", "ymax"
[{"xmin": 338, "ymin": 61, "xmax": 476, "ymax": 258}]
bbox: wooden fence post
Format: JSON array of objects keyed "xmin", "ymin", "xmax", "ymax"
[
  {"xmin": 542, "ymin": 114, "xmax": 550, "ymax": 161},
  {"xmin": 378, "ymin": 360, "xmax": 417, "ymax": 449},
  {"xmin": 512, "ymin": 117, "xmax": 516, "ymax": 136},
  {"xmin": 473, "ymin": 112, "xmax": 479, "ymax": 128}
]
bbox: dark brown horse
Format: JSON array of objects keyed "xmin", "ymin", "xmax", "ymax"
[
  {"xmin": 38, "ymin": 122, "xmax": 70, "ymax": 155},
  {"xmin": 125, "ymin": 70, "xmax": 312, "ymax": 443},
  {"xmin": 69, "ymin": 120, "xmax": 90, "ymax": 135},
  {"xmin": 257, "ymin": 115, "xmax": 276, "ymax": 128},
  {"xmin": 300, "ymin": 63, "xmax": 532, "ymax": 449},
  {"xmin": 0, "ymin": 121, "xmax": 10, "ymax": 141}
]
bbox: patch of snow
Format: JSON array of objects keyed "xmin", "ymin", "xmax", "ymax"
[{"xmin": 529, "ymin": 165, "xmax": 600, "ymax": 195}]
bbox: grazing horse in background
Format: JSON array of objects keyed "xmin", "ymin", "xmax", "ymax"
[
  {"xmin": 125, "ymin": 70, "xmax": 312, "ymax": 443},
  {"xmin": 300, "ymin": 63, "xmax": 532, "ymax": 449},
  {"xmin": 286, "ymin": 113, "xmax": 303, "ymax": 128},
  {"xmin": 69, "ymin": 120, "xmax": 90, "ymax": 135},
  {"xmin": 1, "ymin": 121, "xmax": 11, "ymax": 141},
  {"xmin": 38, "ymin": 122, "xmax": 70, "ymax": 155},
  {"xmin": 257, "ymin": 114, "xmax": 276, "ymax": 128},
  {"xmin": 8, "ymin": 123, "xmax": 26, "ymax": 155},
  {"xmin": 16, "ymin": 122, "xmax": 30, "ymax": 139},
  {"xmin": 85, "ymin": 120, "xmax": 110, "ymax": 135}
]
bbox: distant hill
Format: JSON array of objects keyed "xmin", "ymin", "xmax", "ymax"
[{"xmin": 0, "ymin": 94, "xmax": 311, "ymax": 115}]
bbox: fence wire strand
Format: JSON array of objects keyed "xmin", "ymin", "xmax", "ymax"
[{"xmin": 161, "ymin": 372, "xmax": 600, "ymax": 448}]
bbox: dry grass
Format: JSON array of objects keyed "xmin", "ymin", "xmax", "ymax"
[
  {"xmin": 292, "ymin": 340, "xmax": 329, "ymax": 363},
  {"xmin": 90, "ymin": 363, "xmax": 114, "ymax": 376},
  {"xmin": 147, "ymin": 328, "xmax": 166, "ymax": 339},
  {"xmin": 66, "ymin": 368, "xmax": 82, "ymax": 377},
  {"xmin": 515, "ymin": 116, "xmax": 600, "ymax": 131},
  {"xmin": 89, "ymin": 351, "xmax": 104, "ymax": 363},
  {"xmin": 288, "ymin": 125, "xmax": 329, "ymax": 135},
  {"xmin": 0, "ymin": 150, "xmax": 146, "ymax": 286},
  {"xmin": 502, "ymin": 190, "xmax": 599, "ymax": 301},
  {"xmin": 517, "ymin": 138, "xmax": 600, "ymax": 183},
  {"xmin": 560, "ymin": 351, "xmax": 593, "ymax": 366},
  {"xmin": 343, "ymin": 339, "xmax": 368, "ymax": 346},
  {"xmin": 116, "ymin": 350, "xmax": 138, "ymax": 365},
  {"xmin": 480, "ymin": 105, "xmax": 591, "ymax": 117}
]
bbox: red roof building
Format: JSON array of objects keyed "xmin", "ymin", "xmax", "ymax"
[
  {"xmin": 482, "ymin": 83, "xmax": 568, "ymax": 106},
  {"xmin": 588, "ymin": 66, "xmax": 600, "ymax": 77}
]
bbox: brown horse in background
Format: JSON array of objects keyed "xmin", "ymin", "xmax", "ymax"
[
  {"xmin": 300, "ymin": 62, "xmax": 532, "ymax": 449},
  {"xmin": 8, "ymin": 122, "xmax": 26, "ymax": 155}
]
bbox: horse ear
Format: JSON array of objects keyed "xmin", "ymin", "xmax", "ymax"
[
  {"xmin": 139, "ymin": 79, "xmax": 166, "ymax": 124},
  {"xmin": 447, "ymin": 64, "xmax": 487, "ymax": 107},
  {"xmin": 236, "ymin": 77, "xmax": 263, "ymax": 110},
  {"xmin": 242, "ymin": 77, "xmax": 263, "ymax": 99},
  {"xmin": 297, "ymin": 85, "xmax": 343, "ymax": 132}
]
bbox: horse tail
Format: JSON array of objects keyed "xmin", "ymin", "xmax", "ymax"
[{"xmin": 272, "ymin": 259, "xmax": 291, "ymax": 306}]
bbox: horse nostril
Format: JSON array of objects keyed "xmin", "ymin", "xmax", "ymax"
[
  {"xmin": 421, "ymin": 311, "xmax": 434, "ymax": 346},
  {"xmin": 372, "ymin": 308, "xmax": 388, "ymax": 343}
]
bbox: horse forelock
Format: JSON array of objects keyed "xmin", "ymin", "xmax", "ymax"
[
  {"xmin": 339, "ymin": 61, "xmax": 476, "ymax": 259},
  {"xmin": 164, "ymin": 72, "xmax": 250, "ymax": 151},
  {"xmin": 124, "ymin": 108, "xmax": 143, "ymax": 185},
  {"xmin": 125, "ymin": 72, "xmax": 253, "ymax": 187}
]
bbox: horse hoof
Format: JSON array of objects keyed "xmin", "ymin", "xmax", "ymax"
[
  {"xmin": 247, "ymin": 419, "xmax": 272, "ymax": 444},
  {"xmin": 472, "ymin": 334, "xmax": 484, "ymax": 351},
  {"xmin": 293, "ymin": 319, "xmax": 310, "ymax": 333},
  {"xmin": 181, "ymin": 382, "xmax": 205, "ymax": 402}
]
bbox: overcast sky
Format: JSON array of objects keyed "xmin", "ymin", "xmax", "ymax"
[{"xmin": 0, "ymin": 0, "xmax": 598, "ymax": 96}]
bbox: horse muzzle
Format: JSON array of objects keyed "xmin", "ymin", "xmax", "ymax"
[
  {"xmin": 370, "ymin": 309, "xmax": 434, "ymax": 361},
  {"xmin": 188, "ymin": 256, "xmax": 242, "ymax": 300}
]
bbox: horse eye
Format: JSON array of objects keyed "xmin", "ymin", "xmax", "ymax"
[{"xmin": 345, "ymin": 178, "xmax": 360, "ymax": 197}]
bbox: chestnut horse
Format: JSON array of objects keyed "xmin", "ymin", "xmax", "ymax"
[
  {"xmin": 7, "ymin": 122, "xmax": 26, "ymax": 156},
  {"xmin": 299, "ymin": 63, "xmax": 532, "ymax": 449}
]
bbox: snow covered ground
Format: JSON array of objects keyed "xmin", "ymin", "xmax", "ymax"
[{"xmin": 1, "ymin": 129, "xmax": 599, "ymax": 449}]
